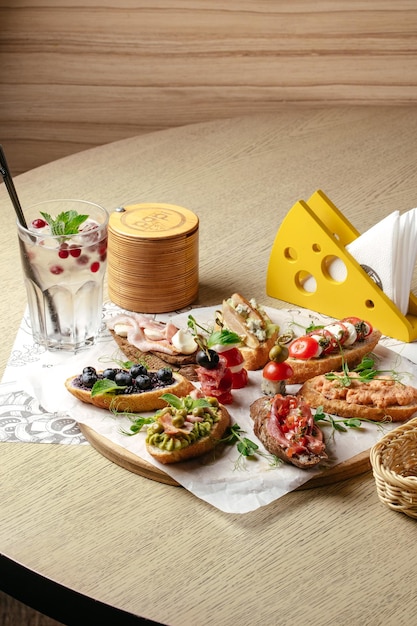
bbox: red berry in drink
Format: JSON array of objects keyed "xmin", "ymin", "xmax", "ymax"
[
  {"xmin": 58, "ymin": 243, "xmax": 69, "ymax": 259},
  {"xmin": 77, "ymin": 254, "xmax": 89, "ymax": 266},
  {"xmin": 50, "ymin": 265, "xmax": 64, "ymax": 275},
  {"xmin": 32, "ymin": 218, "xmax": 48, "ymax": 229},
  {"xmin": 98, "ymin": 240, "xmax": 107, "ymax": 255},
  {"xmin": 69, "ymin": 245, "xmax": 81, "ymax": 258},
  {"xmin": 90, "ymin": 261, "xmax": 100, "ymax": 273}
]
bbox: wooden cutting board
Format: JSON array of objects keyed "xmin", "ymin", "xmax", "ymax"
[{"xmin": 78, "ymin": 423, "xmax": 371, "ymax": 489}]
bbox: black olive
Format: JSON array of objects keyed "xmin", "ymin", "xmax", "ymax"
[
  {"xmin": 102, "ymin": 368, "xmax": 116, "ymax": 380},
  {"xmin": 130, "ymin": 364, "xmax": 148, "ymax": 378},
  {"xmin": 196, "ymin": 349, "xmax": 219, "ymax": 370},
  {"xmin": 135, "ymin": 375, "xmax": 152, "ymax": 390},
  {"xmin": 157, "ymin": 367, "xmax": 173, "ymax": 382},
  {"xmin": 114, "ymin": 371, "xmax": 132, "ymax": 387}
]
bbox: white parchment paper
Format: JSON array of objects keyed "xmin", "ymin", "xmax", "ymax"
[{"xmin": 6, "ymin": 304, "xmax": 417, "ymax": 513}]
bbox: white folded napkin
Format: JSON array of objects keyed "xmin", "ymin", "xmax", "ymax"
[
  {"xmin": 304, "ymin": 208, "xmax": 417, "ymax": 316},
  {"xmin": 346, "ymin": 209, "xmax": 417, "ymax": 315}
]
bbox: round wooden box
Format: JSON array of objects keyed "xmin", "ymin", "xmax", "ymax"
[{"xmin": 108, "ymin": 203, "xmax": 199, "ymax": 313}]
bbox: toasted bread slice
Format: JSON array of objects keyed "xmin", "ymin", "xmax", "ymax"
[
  {"xmin": 146, "ymin": 404, "xmax": 231, "ymax": 464},
  {"xmin": 65, "ymin": 371, "xmax": 195, "ymax": 412},
  {"xmin": 110, "ymin": 329, "xmax": 199, "ymax": 381},
  {"xmin": 220, "ymin": 293, "xmax": 279, "ymax": 370},
  {"xmin": 239, "ymin": 334, "xmax": 278, "ymax": 370},
  {"xmin": 287, "ymin": 329, "xmax": 382, "ymax": 384},
  {"xmin": 298, "ymin": 373, "xmax": 417, "ymax": 422},
  {"xmin": 250, "ymin": 396, "xmax": 327, "ymax": 468}
]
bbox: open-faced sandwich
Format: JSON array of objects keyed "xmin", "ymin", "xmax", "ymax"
[
  {"xmin": 298, "ymin": 370, "xmax": 417, "ymax": 422},
  {"xmin": 144, "ymin": 394, "xmax": 231, "ymax": 464},
  {"xmin": 285, "ymin": 316, "xmax": 382, "ymax": 384},
  {"xmin": 107, "ymin": 313, "xmax": 198, "ymax": 380},
  {"xmin": 218, "ymin": 293, "xmax": 279, "ymax": 370},
  {"xmin": 65, "ymin": 363, "xmax": 195, "ymax": 412},
  {"xmin": 250, "ymin": 394, "xmax": 327, "ymax": 468}
]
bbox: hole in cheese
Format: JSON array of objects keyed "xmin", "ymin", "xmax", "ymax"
[
  {"xmin": 296, "ymin": 270, "xmax": 317, "ymax": 293},
  {"xmin": 284, "ymin": 246, "xmax": 298, "ymax": 261},
  {"xmin": 321, "ymin": 255, "xmax": 347, "ymax": 283}
]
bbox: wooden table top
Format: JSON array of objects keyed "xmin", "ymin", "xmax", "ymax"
[{"xmin": 2, "ymin": 106, "xmax": 417, "ymax": 626}]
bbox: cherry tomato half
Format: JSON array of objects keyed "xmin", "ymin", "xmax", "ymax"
[
  {"xmin": 232, "ymin": 368, "xmax": 248, "ymax": 389},
  {"xmin": 288, "ymin": 336, "xmax": 321, "ymax": 360},
  {"xmin": 263, "ymin": 361, "xmax": 294, "ymax": 381},
  {"xmin": 219, "ymin": 347, "xmax": 244, "ymax": 368}
]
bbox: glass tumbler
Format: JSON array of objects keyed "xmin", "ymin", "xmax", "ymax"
[{"xmin": 17, "ymin": 199, "xmax": 109, "ymax": 352}]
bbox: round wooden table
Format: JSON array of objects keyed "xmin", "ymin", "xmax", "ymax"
[{"xmin": 2, "ymin": 107, "xmax": 417, "ymax": 626}]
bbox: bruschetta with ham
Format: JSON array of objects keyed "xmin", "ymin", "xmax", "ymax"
[
  {"xmin": 145, "ymin": 394, "xmax": 231, "ymax": 464},
  {"xmin": 250, "ymin": 394, "xmax": 327, "ymax": 468},
  {"xmin": 107, "ymin": 313, "xmax": 199, "ymax": 379}
]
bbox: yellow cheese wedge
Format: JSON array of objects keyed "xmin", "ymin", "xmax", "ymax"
[{"xmin": 266, "ymin": 189, "xmax": 417, "ymax": 342}]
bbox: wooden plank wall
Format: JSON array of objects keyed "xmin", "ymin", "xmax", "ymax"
[{"xmin": 1, "ymin": 0, "xmax": 417, "ymax": 175}]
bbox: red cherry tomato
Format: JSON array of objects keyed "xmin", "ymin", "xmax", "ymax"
[
  {"xmin": 341, "ymin": 317, "xmax": 373, "ymax": 341},
  {"xmin": 341, "ymin": 316, "xmax": 362, "ymax": 325},
  {"xmin": 220, "ymin": 347, "xmax": 244, "ymax": 368},
  {"xmin": 217, "ymin": 391, "xmax": 234, "ymax": 405},
  {"xmin": 288, "ymin": 336, "xmax": 321, "ymax": 360},
  {"xmin": 232, "ymin": 368, "xmax": 248, "ymax": 389},
  {"xmin": 263, "ymin": 361, "xmax": 294, "ymax": 381},
  {"xmin": 308, "ymin": 328, "xmax": 338, "ymax": 355}
]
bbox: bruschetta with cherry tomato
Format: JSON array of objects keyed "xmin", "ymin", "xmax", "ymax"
[
  {"xmin": 250, "ymin": 394, "xmax": 327, "ymax": 469},
  {"xmin": 286, "ymin": 317, "xmax": 382, "ymax": 384}
]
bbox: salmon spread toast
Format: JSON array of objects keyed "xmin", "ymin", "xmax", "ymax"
[{"xmin": 298, "ymin": 373, "xmax": 417, "ymax": 422}]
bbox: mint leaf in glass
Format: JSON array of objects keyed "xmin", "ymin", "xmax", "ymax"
[{"xmin": 40, "ymin": 210, "xmax": 89, "ymax": 236}]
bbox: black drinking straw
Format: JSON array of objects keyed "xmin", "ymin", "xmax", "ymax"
[
  {"xmin": 0, "ymin": 144, "xmax": 28, "ymax": 229},
  {"xmin": 0, "ymin": 144, "xmax": 61, "ymax": 339}
]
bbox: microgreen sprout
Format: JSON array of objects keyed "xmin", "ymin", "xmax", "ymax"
[
  {"xmin": 220, "ymin": 423, "xmax": 282, "ymax": 470},
  {"xmin": 119, "ymin": 413, "xmax": 156, "ymax": 435},
  {"xmin": 313, "ymin": 405, "xmax": 391, "ymax": 440},
  {"xmin": 324, "ymin": 355, "xmax": 403, "ymax": 387}
]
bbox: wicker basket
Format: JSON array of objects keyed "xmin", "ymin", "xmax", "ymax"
[{"xmin": 370, "ymin": 416, "xmax": 417, "ymax": 518}]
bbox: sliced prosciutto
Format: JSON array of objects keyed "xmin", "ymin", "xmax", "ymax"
[
  {"xmin": 107, "ymin": 313, "xmax": 188, "ymax": 356},
  {"xmin": 249, "ymin": 394, "xmax": 327, "ymax": 468},
  {"xmin": 195, "ymin": 354, "xmax": 234, "ymax": 405}
]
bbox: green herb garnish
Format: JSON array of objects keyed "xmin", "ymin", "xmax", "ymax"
[
  {"xmin": 91, "ymin": 378, "xmax": 125, "ymax": 397},
  {"xmin": 313, "ymin": 406, "xmax": 362, "ymax": 432},
  {"xmin": 314, "ymin": 405, "xmax": 390, "ymax": 437},
  {"xmin": 220, "ymin": 423, "xmax": 282, "ymax": 470},
  {"xmin": 40, "ymin": 209, "xmax": 88, "ymax": 236},
  {"xmin": 121, "ymin": 394, "xmax": 216, "ymax": 436},
  {"xmin": 187, "ymin": 314, "xmax": 241, "ymax": 349},
  {"xmin": 122, "ymin": 414, "xmax": 156, "ymax": 435},
  {"xmin": 159, "ymin": 393, "xmax": 214, "ymax": 412},
  {"xmin": 207, "ymin": 329, "xmax": 242, "ymax": 347},
  {"xmin": 324, "ymin": 355, "xmax": 402, "ymax": 387}
]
